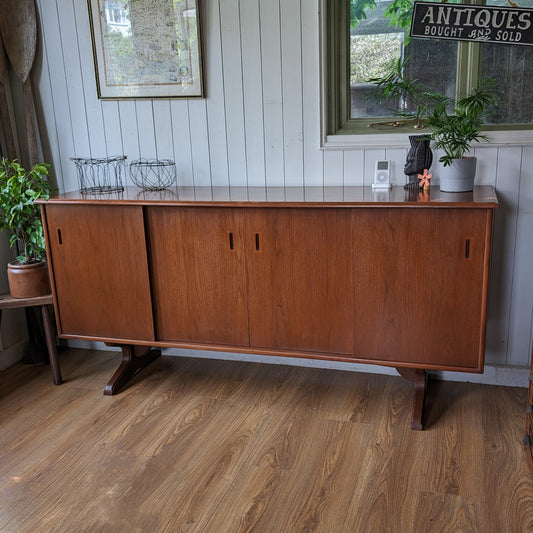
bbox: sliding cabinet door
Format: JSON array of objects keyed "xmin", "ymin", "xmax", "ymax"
[
  {"xmin": 146, "ymin": 207, "xmax": 249, "ymax": 347},
  {"xmin": 245, "ymin": 208, "xmax": 353, "ymax": 355},
  {"xmin": 44, "ymin": 204, "xmax": 154, "ymax": 341},
  {"xmin": 352, "ymin": 208, "xmax": 491, "ymax": 370}
]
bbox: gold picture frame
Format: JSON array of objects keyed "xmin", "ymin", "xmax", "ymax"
[{"xmin": 87, "ymin": 0, "xmax": 204, "ymax": 99}]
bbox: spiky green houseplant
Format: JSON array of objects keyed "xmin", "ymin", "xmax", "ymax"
[
  {"xmin": 425, "ymin": 81, "xmax": 498, "ymax": 166},
  {"xmin": 0, "ymin": 159, "xmax": 55, "ymax": 264},
  {"xmin": 368, "ymin": 59, "xmax": 499, "ymax": 166}
]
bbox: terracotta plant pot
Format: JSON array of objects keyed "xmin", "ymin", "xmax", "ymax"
[{"xmin": 7, "ymin": 260, "xmax": 51, "ymax": 298}]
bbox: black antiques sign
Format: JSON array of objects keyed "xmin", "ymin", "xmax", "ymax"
[{"xmin": 411, "ymin": 1, "xmax": 533, "ymax": 45}]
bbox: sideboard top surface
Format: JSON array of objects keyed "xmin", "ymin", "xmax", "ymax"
[{"xmin": 38, "ymin": 185, "xmax": 498, "ymax": 208}]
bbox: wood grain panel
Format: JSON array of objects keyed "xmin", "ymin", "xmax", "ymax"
[
  {"xmin": 1, "ymin": 349, "xmax": 532, "ymax": 532},
  {"xmin": 353, "ymin": 208, "xmax": 491, "ymax": 370},
  {"xmin": 44, "ymin": 204, "xmax": 154, "ymax": 341},
  {"xmin": 482, "ymin": 385, "xmax": 533, "ymax": 531},
  {"xmin": 246, "ymin": 207, "xmax": 353, "ymax": 354},
  {"xmin": 146, "ymin": 206, "xmax": 249, "ymax": 346},
  {"xmin": 413, "ymin": 492, "xmax": 480, "ymax": 532}
]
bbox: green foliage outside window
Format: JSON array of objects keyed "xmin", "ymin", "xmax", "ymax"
[
  {"xmin": 350, "ymin": 0, "xmax": 415, "ymax": 29},
  {"xmin": 351, "ymin": 33, "xmax": 403, "ymax": 85}
]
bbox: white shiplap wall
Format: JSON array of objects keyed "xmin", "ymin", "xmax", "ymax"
[{"xmin": 32, "ymin": 0, "xmax": 533, "ymax": 380}]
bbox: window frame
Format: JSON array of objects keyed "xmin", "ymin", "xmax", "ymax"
[{"xmin": 321, "ymin": 0, "xmax": 533, "ymax": 148}]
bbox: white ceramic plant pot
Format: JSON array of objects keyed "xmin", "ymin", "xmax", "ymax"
[{"xmin": 439, "ymin": 157, "xmax": 477, "ymax": 192}]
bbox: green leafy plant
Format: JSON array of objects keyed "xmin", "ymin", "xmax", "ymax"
[
  {"xmin": 0, "ymin": 159, "xmax": 56, "ymax": 264},
  {"xmin": 368, "ymin": 59, "xmax": 499, "ymax": 166},
  {"xmin": 350, "ymin": 0, "xmax": 417, "ymax": 43},
  {"xmin": 426, "ymin": 80, "xmax": 498, "ymax": 166},
  {"xmin": 367, "ymin": 56, "xmax": 442, "ymax": 127}
]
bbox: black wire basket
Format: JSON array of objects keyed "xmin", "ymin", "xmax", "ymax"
[
  {"xmin": 71, "ymin": 155, "xmax": 126, "ymax": 194},
  {"xmin": 129, "ymin": 158, "xmax": 177, "ymax": 191}
]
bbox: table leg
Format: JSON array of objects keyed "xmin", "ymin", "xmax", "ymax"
[
  {"xmin": 396, "ymin": 367, "xmax": 428, "ymax": 431},
  {"xmin": 41, "ymin": 304, "xmax": 62, "ymax": 385},
  {"xmin": 104, "ymin": 344, "xmax": 161, "ymax": 395},
  {"xmin": 0, "ymin": 309, "xmax": 3, "ymax": 351}
]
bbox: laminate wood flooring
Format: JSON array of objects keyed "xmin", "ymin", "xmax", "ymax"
[{"xmin": 0, "ymin": 348, "xmax": 531, "ymax": 532}]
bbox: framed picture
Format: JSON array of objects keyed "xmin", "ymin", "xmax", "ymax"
[{"xmin": 87, "ymin": 0, "xmax": 204, "ymax": 99}]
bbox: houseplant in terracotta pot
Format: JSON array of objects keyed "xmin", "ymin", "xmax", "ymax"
[
  {"xmin": 0, "ymin": 158, "xmax": 56, "ymax": 297},
  {"xmin": 369, "ymin": 61, "xmax": 498, "ymax": 191}
]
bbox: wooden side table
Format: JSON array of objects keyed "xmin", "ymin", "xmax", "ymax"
[{"xmin": 0, "ymin": 293, "xmax": 62, "ymax": 385}]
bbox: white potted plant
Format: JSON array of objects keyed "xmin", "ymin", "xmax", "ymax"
[
  {"xmin": 369, "ymin": 60, "xmax": 498, "ymax": 191},
  {"xmin": 425, "ymin": 80, "xmax": 498, "ymax": 192}
]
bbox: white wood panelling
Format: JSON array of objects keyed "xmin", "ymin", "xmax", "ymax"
[
  {"xmin": 384, "ymin": 148, "xmax": 408, "ymax": 187},
  {"xmin": 302, "ymin": 0, "xmax": 323, "ymax": 186},
  {"xmin": 488, "ymin": 147, "xmax": 523, "ymax": 364},
  {"xmin": 152, "ymin": 100, "xmax": 174, "ymax": 161},
  {"xmin": 280, "ymin": 0, "xmax": 304, "ymax": 187},
  {"xmin": 220, "ymin": 0, "xmax": 247, "ymax": 187},
  {"xmin": 507, "ymin": 146, "xmax": 533, "ymax": 366},
  {"xmin": 188, "ymin": 99, "xmax": 211, "ymax": 186},
  {"xmin": 240, "ymin": 0, "xmax": 266, "ymax": 188},
  {"xmin": 259, "ymin": 0, "xmax": 285, "ymax": 187},
  {"xmin": 170, "ymin": 101, "xmax": 194, "ymax": 186},
  {"xmin": 31, "ymin": 0, "xmax": 533, "ymax": 375},
  {"xmin": 323, "ymin": 150, "xmax": 343, "ymax": 186},
  {"xmin": 101, "ymin": 101, "xmax": 123, "ymax": 159},
  {"xmin": 204, "ymin": 0, "xmax": 230, "ymax": 187},
  {"xmin": 343, "ymin": 150, "xmax": 364, "ymax": 186}
]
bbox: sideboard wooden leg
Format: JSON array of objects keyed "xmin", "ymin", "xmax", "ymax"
[
  {"xmin": 41, "ymin": 304, "xmax": 62, "ymax": 385},
  {"xmin": 104, "ymin": 344, "xmax": 161, "ymax": 396},
  {"xmin": 396, "ymin": 368, "xmax": 428, "ymax": 431}
]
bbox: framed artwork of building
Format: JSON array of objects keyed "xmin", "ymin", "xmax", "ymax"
[{"xmin": 88, "ymin": 0, "xmax": 204, "ymax": 99}]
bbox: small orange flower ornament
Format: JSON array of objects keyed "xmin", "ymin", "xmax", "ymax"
[{"xmin": 417, "ymin": 169, "xmax": 432, "ymax": 190}]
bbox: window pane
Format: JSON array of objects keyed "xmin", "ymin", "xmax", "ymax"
[
  {"xmin": 350, "ymin": 0, "xmax": 458, "ymax": 120},
  {"xmin": 482, "ymin": 0, "xmax": 533, "ymax": 125}
]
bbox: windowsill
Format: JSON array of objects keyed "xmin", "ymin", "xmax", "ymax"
[{"xmin": 322, "ymin": 129, "xmax": 533, "ymax": 150}]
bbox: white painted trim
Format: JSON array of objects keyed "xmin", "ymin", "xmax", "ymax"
[
  {"xmin": 323, "ymin": 130, "xmax": 533, "ymax": 151},
  {"xmin": 66, "ymin": 340, "xmax": 528, "ymax": 388},
  {"xmin": 318, "ymin": 0, "xmax": 327, "ymax": 148},
  {"xmin": 324, "ymin": 133, "xmax": 417, "ymax": 150},
  {"xmin": 0, "ymin": 340, "xmax": 29, "ymax": 370}
]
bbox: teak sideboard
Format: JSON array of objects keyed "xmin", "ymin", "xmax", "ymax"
[{"xmin": 38, "ymin": 186, "xmax": 498, "ymax": 430}]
